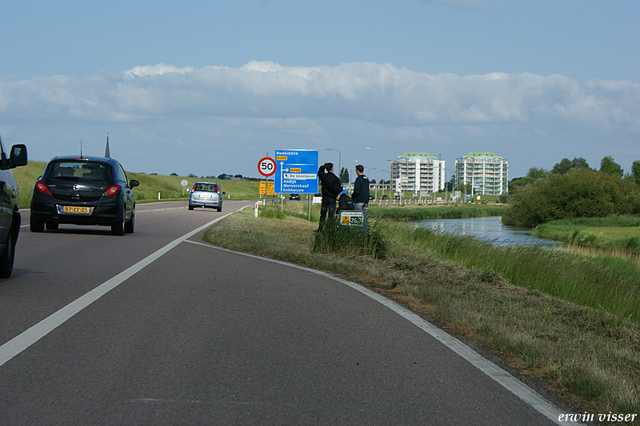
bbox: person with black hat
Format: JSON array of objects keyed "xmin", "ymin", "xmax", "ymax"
[{"xmin": 317, "ymin": 162, "xmax": 343, "ymax": 231}]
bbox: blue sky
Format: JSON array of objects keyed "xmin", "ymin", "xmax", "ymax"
[{"xmin": 1, "ymin": 0, "xmax": 639, "ymax": 181}]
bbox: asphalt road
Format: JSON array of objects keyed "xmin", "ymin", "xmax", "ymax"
[{"xmin": 0, "ymin": 201, "xmax": 578, "ymax": 425}]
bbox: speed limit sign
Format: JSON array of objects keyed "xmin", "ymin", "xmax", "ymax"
[{"xmin": 257, "ymin": 157, "xmax": 277, "ymax": 177}]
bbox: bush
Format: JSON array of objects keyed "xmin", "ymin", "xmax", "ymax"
[
  {"xmin": 503, "ymin": 168, "xmax": 640, "ymax": 227},
  {"xmin": 312, "ymin": 219, "xmax": 387, "ymax": 259}
]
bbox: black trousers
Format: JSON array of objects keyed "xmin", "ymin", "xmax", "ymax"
[{"xmin": 318, "ymin": 197, "xmax": 337, "ymax": 230}]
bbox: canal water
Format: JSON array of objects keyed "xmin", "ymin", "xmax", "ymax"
[{"xmin": 410, "ymin": 216, "xmax": 561, "ymax": 249}]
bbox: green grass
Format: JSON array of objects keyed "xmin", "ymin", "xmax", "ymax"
[
  {"xmin": 367, "ymin": 204, "xmax": 510, "ymax": 221},
  {"xmin": 258, "ymin": 202, "xmax": 510, "ymax": 228},
  {"xmin": 12, "ymin": 160, "xmax": 261, "ymax": 207},
  {"xmin": 532, "ymin": 215, "xmax": 640, "ymax": 253},
  {"xmin": 13, "ymin": 160, "xmax": 47, "ymax": 207},
  {"xmin": 551, "ymin": 216, "xmax": 640, "ymax": 227},
  {"xmin": 391, "ymin": 224, "xmax": 640, "ymax": 323}
]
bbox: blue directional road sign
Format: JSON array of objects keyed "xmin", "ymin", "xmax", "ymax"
[{"xmin": 274, "ymin": 149, "xmax": 319, "ymax": 194}]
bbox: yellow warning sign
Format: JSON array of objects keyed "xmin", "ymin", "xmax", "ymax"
[{"xmin": 259, "ymin": 182, "xmax": 275, "ymax": 195}]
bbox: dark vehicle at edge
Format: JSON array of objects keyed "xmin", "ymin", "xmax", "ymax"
[
  {"xmin": 0, "ymin": 136, "xmax": 28, "ymax": 278},
  {"xmin": 30, "ymin": 156, "xmax": 139, "ymax": 236}
]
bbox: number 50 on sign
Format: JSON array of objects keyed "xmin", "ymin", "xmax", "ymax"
[{"xmin": 257, "ymin": 157, "xmax": 277, "ymax": 177}]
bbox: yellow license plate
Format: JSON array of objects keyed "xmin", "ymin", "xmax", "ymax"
[
  {"xmin": 200, "ymin": 195, "xmax": 211, "ymax": 200},
  {"xmin": 62, "ymin": 206, "xmax": 91, "ymax": 214}
]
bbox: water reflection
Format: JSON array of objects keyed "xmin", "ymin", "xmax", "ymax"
[{"xmin": 410, "ymin": 216, "xmax": 561, "ymax": 249}]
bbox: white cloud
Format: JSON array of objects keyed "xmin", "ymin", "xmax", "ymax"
[
  {"xmin": 1, "ymin": 62, "xmax": 638, "ymax": 178},
  {"xmin": 3, "ymin": 62, "xmax": 633, "ymax": 126},
  {"xmin": 124, "ymin": 63, "xmax": 195, "ymax": 77}
]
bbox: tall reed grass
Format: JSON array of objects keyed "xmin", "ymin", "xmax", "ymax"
[
  {"xmin": 561, "ymin": 243, "xmax": 640, "ymax": 268},
  {"xmin": 313, "ymin": 219, "xmax": 387, "ymax": 259},
  {"xmin": 368, "ymin": 205, "xmax": 509, "ymax": 221},
  {"xmin": 394, "ymin": 225, "xmax": 640, "ymax": 323}
]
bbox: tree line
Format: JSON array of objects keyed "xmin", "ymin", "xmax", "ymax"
[{"xmin": 503, "ymin": 157, "xmax": 640, "ymax": 227}]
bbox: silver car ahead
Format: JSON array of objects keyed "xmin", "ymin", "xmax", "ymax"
[{"xmin": 188, "ymin": 181, "xmax": 223, "ymax": 212}]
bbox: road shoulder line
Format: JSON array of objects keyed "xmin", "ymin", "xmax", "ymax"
[{"xmin": 184, "ymin": 239, "xmax": 584, "ymax": 426}]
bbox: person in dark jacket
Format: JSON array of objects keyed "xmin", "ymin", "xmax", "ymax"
[
  {"xmin": 317, "ymin": 162, "xmax": 343, "ymax": 231},
  {"xmin": 351, "ymin": 164, "xmax": 370, "ymax": 211}
]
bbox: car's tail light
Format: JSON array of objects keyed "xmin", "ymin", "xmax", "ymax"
[
  {"xmin": 101, "ymin": 185, "xmax": 120, "ymax": 197},
  {"xmin": 35, "ymin": 181, "xmax": 52, "ymax": 195},
  {"xmin": 192, "ymin": 183, "xmax": 197, "ymax": 192}
]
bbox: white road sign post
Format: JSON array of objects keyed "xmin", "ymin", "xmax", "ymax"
[{"xmin": 257, "ymin": 157, "xmax": 277, "ymax": 215}]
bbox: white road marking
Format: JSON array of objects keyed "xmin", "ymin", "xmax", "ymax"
[
  {"xmin": 185, "ymin": 239, "xmax": 584, "ymax": 426},
  {"xmin": 131, "ymin": 398, "xmax": 271, "ymax": 406},
  {"xmin": 141, "ymin": 207, "xmax": 185, "ymax": 212},
  {"xmin": 0, "ymin": 214, "xmax": 231, "ymax": 368}
]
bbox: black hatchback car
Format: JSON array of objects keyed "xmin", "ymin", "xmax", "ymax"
[
  {"xmin": 0, "ymin": 137, "xmax": 28, "ymax": 278},
  {"xmin": 30, "ymin": 156, "xmax": 139, "ymax": 235}
]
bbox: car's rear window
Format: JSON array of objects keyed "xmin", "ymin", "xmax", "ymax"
[
  {"xmin": 194, "ymin": 183, "xmax": 219, "ymax": 192},
  {"xmin": 46, "ymin": 160, "xmax": 112, "ymax": 182}
]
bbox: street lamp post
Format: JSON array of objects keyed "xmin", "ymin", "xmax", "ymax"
[
  {"xmin": 441, "ymin": 167, "xmax": 456, "ymax": 204},
  {"xmin": 379, "ymin": 170, "xmax": 387, "ymax": 199},
  {"xmin": 366, "ymin": 147, "xmax": 379, "ymax": 200},
  {"xmin": 386, "ymin": 159, "xmax": 395, "ymax": 198},
  {"xmin": 325, "ymin": 148, "xmax": 341, "ymax": 179},
  {"xmin": 369, "ymin": 167, "xmax": 377, "ymax": 198}
]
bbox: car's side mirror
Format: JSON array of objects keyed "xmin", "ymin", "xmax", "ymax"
[
  {"xmin": 222, "ymin": 191, "xmax": 226, "ymax": 195},
  {"xmin": 9, "ymin": 144, "xmax": 28, "ymax": 168},
  {"xmin": 129, "ymin": 180, "xmax": 139, "ymax": 188}
]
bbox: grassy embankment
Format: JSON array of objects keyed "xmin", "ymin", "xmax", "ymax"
[
  {"xmin": 531, "ymin": 216, "xmax": 640, "ymax": 265},
  {"xmin": 12, "ymin": 160, "xmax": 262, "ymax": 208},
  {"xmin": 204, "ymin": 202, "xmax": 640, "ymax": 424}
]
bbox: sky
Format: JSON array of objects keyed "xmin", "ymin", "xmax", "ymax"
[{"xmin": 1, "ymin": 0, "xmax": 639, "ymax": 182}]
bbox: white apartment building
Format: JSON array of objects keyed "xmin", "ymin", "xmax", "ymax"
[
  {"xmin": 390, "ymin": 152, "xmax": 445, "ymax": 194},
  {"xmin": 455, "ymin": 152, "xmax": 509, "ymax": 196}
]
